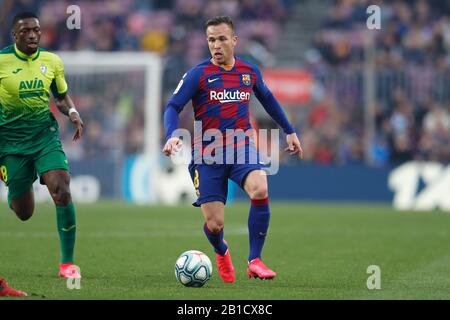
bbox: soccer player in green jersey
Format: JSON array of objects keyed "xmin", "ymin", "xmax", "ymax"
[{"xmin": 0, "ymin": 12, "xmax": 84, "ymax": 279}]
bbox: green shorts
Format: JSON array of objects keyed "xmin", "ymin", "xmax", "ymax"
[{"xmin": 0, "ymin": 142, "xmax": 69, "ymax": 202}]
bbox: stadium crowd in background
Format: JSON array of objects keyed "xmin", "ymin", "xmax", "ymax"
[
  {"xmin": 306, "ymin": 0, "xmax": 450, "ymax": 165},
  {"xmin": 1, "ymin": 0, "xmax": 448, "ymax": 166},
  {"xmin": 0, "ymin": 0, "xmax": 293, "ymax": 162}
]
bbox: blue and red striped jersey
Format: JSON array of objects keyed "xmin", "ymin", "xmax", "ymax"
[{"xmin": 164, "ymin": 57, "xmax": 295, "ymax": 141}]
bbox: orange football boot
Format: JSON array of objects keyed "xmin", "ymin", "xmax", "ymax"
[
  {"xmin": 59, "ymin": 263, "xmax": 81, "ymax": 279},
  {"xmin": 0, "ymin": 278, "xmax": 27, "ymax": 297},
  {"xmin": 247, "ymin": 258, "xmax": 276, "ymax": 280},
  {"xmin": 216, "ymin": 249, "xmax": 235, "ymax": 283}
]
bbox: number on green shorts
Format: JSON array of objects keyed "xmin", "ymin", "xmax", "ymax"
[{"xmin": 0, "ymin": 165, "xmax": 7, "ymax": 183}]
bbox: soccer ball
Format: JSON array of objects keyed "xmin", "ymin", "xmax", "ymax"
[{"xmin": 174, "ymin": 250, "xmax": 212, "ymax": 287}]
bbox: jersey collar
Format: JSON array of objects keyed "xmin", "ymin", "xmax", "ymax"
[
  {"xmin": 210, "ymin": 56, "xmax": 236, "ymax": 71},
  {"xmin": 13, "ymin": 44, "xmax": 40, "ymax": 61}
]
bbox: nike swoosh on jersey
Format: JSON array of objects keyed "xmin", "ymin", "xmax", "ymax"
[
  {"xmin": 208, "ymin": 77, "xmax": 220, "ymax": 83},
  {"xmin": 12, "ymin": 68, "xmax": 22, "ymax": 74},
  {"xmin": 61, "ymin": 225, "xmax": 76, "ymax": 232}
]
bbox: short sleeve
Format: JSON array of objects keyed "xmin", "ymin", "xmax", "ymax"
[{"xmin": 50, "ymin": 54, "xmax": 68, "ymax": 98}]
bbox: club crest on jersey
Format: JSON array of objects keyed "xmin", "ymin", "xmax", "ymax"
[
  {"xmin": 40, "ymin": 63, "xmax": 47, "ymax": 75},
  {"xmin": 242, "ymin": 74, "xmax": 251, "ymax": 86}
]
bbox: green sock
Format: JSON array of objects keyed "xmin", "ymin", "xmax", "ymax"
[{"xmin": 56, "ymin": 203, "xmax": 77, "ymax": 263}]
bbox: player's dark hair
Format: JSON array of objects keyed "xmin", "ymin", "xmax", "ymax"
[
  {"xmin": 12, "ymin": 12, "xmax": 39, "ymax": 29},
  {"xmin": 205, "ymin": 16, "xmax": 234, "ymax": 31}
]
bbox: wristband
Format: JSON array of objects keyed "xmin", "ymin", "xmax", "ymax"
[{"xmin": 68, "ymin": 107, "xmax": 79, "ymax": 116}]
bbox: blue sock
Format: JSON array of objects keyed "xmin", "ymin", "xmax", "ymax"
[
  {"xmin": 203, "ymin": 223, "xmax": 228, "ymax": 256},
  {"xmin": 248, "ymin": 197, "xmax": 270, "ymax": 262}
]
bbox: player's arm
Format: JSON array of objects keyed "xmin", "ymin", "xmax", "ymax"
[
  {"xmin": 253, "ymin": 66, "xmax": 303, "ymax": 159},
  {"xmin": 163, "ymin": 69, "xmax": 200, "ymax": 156},
  {"xmin": 51, "ymin": 54, "xmax": 84, "ymax": 141},
  {"xmin": 54, "ymin": 95, "xmax": 84, "ymax": 141}
]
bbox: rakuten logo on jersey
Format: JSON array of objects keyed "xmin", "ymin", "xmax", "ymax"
[{"xmin": 210, "ymin": 89, "xmax": 251, "ymax": 103}]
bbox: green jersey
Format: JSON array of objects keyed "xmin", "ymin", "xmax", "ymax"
[{"xmin": 0, "ymin": 44, "xmax": 68, "ymax": 156}]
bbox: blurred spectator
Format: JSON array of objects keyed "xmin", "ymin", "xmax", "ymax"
[{"xmin": 304, "ymin": 0, "xmax": 450, "ymax": 166}]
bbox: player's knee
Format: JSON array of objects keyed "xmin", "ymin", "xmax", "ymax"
[
  {"xmin": 15, "ymin": 209, "xmax": 34, "ymax": 221},
  {"xmin": 58, "ymin": 191, "xmax": 72, "ymax": 206},
  {"xmin": 205, "ymin": 220, "xmax": 224, "ymax": 234},
  {"xmin": 52, "ymin": 189, "xmax": 72, "ymax": 206},
  {"xmin": 249, "ymin": 185, "xmax": 268, "ymax": 199},
  {"xmin": 10, "ymin": 193, "xmax": 35, "ymax": 221}
]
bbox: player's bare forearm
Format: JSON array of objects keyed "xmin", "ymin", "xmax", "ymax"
[
  {"xmin": 54, "ymin": 94, "xmax": 84, "ymax": 141},
  {"xmin": 54, "ymin": 94, "xmax": 75, "ymax": 116}
]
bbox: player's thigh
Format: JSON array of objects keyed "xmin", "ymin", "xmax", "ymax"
[
  {"xmin": 0, "ymin": 155, "xmax": 37, "ymax": 205},
  {"xmin": 41, "ymin": 169, "xmax": 71, "ymax": 197},
  {"xmin": 35, "ymin": 149, "xmax": 71, "ymax": 203},
  {"xmin": 229, "ymin": 164, "xmax": 268, "ymax": 197},
  {"xmin": 188, "ymin": 163, "xmax": 229, "ymax": 207},
  {"xmin": 9, "ymin": 188, "xmax": 35, "ymax": 220},
  {"xmin": 35, "ymin": 146, "xmax": 69, "ymax": 185},
  {"xmin": 242, "ymin": 169, "xmax": 268, "ymax": 198},
  {"xmin": 200, "ymin": 201, "xmax": 225, "ymax": 229}
]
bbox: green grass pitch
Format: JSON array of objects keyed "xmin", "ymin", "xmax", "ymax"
[{"xmin": 1, "ymin": 200, "xmax": 450, "ymax": 299}]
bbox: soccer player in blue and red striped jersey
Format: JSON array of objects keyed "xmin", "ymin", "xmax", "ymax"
[{"xmin": 163, "ymin": 16, "xmax": 303, "ymax": 282}]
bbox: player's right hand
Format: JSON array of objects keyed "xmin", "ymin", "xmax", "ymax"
[
  {"xmin": 162, "ymin": 137, "xmax": 182, "ymax": 156},
  {"xmin": 70, "ymin": 113, "xmax": 84, "ymax": 141}
]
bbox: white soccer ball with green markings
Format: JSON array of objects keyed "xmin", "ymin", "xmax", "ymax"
[{"xmin": 175, "ymin": 250, "xmax": 212, "ymax": 287}]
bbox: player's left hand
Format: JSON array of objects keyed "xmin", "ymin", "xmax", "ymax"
[
  {"xmin": 70, "ymin": 113, "xmax": 84, "ymax": 141},
  {"xmin": 285, "ymin": 133, "xmax": 303, "ymax": 159}
]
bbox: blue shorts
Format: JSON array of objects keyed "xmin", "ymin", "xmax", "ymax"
[{"xmin": 188, "ymin": 162, "xmax": 265, "ymax": 207}]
